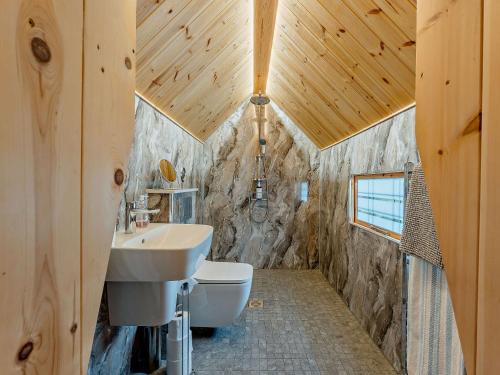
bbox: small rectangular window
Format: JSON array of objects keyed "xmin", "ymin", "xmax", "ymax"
[
  {"xmin": 299, "ymin": 181, "xmax": 308, "ymax": 202},
  {"xmin": 351, "ymin": 172, "xmax": 404, "ymax": 240}
]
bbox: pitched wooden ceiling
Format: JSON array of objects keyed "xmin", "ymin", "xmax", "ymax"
[
  {"xmin": 136, "ymin": 0, "xmax": 416, "ymax": 148},
  {"xmin": 136, "ymin": 0, "xmax": 253, "ymax": 140},
  {"xmin": 268, "ymin": 0, "xmax": 416, "ymax": 148}
]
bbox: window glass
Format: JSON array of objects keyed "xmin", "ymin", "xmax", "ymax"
[
  {"xmin": 299, "ymin": 181, "xmax": 308, "ymax": 202},
  {"xmin": 354, "ymin": 173, "xmax": 404, "ymax": 238}
]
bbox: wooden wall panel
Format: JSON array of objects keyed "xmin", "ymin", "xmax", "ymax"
[
  {"xmin": 477, "ymin": 1, "xmax": 500, "ymax": 373},
  {"xmin": 81, "ymin": 0, "xmax": 137, "ymax": 372},
  {"xmin": 0, "ymin": 0, "xmax": 83, "ymax": 373},
  {"xmin": 1, "ymin": 1, "xmax": 136, "ymax": 373},
  {"xmin": 415, "ymin": 1, "xmax": 482, "ymax": 373}
]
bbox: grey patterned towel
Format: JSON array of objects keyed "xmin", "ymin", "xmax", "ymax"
[{"xmin": 400, "ymin": 163, "xmax": 444, "ymax": 268}]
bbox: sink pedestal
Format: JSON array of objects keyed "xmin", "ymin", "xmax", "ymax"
[{"xmin": 107, "ymin": 281, "xmax": 179, "ymax": 326}]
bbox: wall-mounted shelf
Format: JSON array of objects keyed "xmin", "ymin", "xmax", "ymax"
[
  {"xmin": 146, "ymin": 188, "xmax": 198, "ymax": 224},
  {"xmin": 146, "ymin": 188, "xmax": 199, "ymax": 194}
]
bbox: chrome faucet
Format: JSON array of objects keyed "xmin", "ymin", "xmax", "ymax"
[
  {"xmin": 124, "ymin": 201, "xmax": 137, "ymax": 234},
  {"xmin": 124, "ymin": 201, "xmax": 160, "ymax": 234}
]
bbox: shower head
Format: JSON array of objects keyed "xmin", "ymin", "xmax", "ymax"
[{"xmin": 250, "ymin": 94, "xmax": 270, "ymax": 106}]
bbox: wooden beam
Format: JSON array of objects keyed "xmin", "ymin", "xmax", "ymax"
[{"xmin": 253, "ymin": 0, "xmax": 278, "ymax": 94}]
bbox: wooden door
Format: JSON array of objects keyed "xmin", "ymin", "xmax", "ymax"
[
  {"xmin": 0, "ymin": 1, "xmax": 136, "ymax": 374},
  {"xmin": 0, "ymin": 1, "xmax": 83, "ymax": 373}
]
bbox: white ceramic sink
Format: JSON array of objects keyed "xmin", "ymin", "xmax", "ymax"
[{"xmin": 106, "ymin": 223, "xmax": 213, "ymax": 282}]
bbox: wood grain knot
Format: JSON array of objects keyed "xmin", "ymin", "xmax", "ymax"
[
  {"xmin": 114, "ymin": 168, "xmax": 124, "ymax": 186},
  {"xmin": 70, "ymin": 323, "xmax": 78, "ymax": 334},
  {"xmin": 438, "ymin": 149, "xmax": 444, "ymax": 155},
  {"xmin": 17, "ymin": 341, "xmax": 34, "ymax": 361},
  {"xmin": 124, "ymin": 56, "xmax": 132, "ymax": 70},
  {"xmin": 31, "ymin": 37, "xmax": 51, "ymax": 63},
  {"xmin": 462, "ymin": 112, "xmax": 482, "ymax": 136}
]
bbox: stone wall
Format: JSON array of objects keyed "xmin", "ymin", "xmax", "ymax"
[
  {"xmin": 319, "ymin": 107, "xmax": 418, "ymax": 371},
  {"xmin": 87, "ymin": 290, "xmax": 136, "ymax": 375},
  {"xmin": 88, "ymin": 97, "xmax": 204, "ymax": 375},
  {"xmin": 203, "ymin": 102, "xmax": 320, "ymax": 269},
  {"xmin": 116, "ymin": 96, "xmax": 205, "ymax": 227}
]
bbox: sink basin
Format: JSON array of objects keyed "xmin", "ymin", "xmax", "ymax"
[
  {"xmin": 105, "ymin": 223, "xmax": 213, "ymax": 326},
  {"xmin": 106, "ymin": 223, "xmax": 213, "ymax": 282}
]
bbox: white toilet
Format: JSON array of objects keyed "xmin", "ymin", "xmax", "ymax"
[{"xmin": 188, "ymin": 260, "xmax": 253, "ymax": 327}]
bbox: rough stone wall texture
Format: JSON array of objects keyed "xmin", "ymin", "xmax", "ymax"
[
  {"xmin": 203, "ymin": 102, "xmax": 320, "ymax": 269},
  {"xmin": 116, "ymin": 96, "xmax": 205, "ymax": 227},
  {"xmin": 88, "ymin": 97, "xmax": 204, "ymax": 375},
  {"xmin": 87, "ymin": 290, "xmax": 136, "ymax": 375},
  {"xmin": 319, "ymin": 107, "xmax": 418, "ymax": 371}
]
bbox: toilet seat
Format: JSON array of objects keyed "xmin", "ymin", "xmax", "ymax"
[{"xmin": 193, "ymin": 260, "xmax": 253, "ymax": 284}]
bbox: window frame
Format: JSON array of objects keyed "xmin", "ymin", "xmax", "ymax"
[{"xmin": 350, "ymin": 172, "xmax": 404, "ymax": 241}]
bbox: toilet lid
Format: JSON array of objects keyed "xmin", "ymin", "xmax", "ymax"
[{"xmin": 193, "ymin": 261, "xmax": 253, "ymax": 284}]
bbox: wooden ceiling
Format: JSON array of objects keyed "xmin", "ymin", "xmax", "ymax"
[
  {"xmin": 268, "ymin": 0, "xmax": 416, "ymax": 148},
  {"xmin": 136, "ymin": 0, "xmax": 253, "ymax": 140},
  {"xmin": 253, "ymin": 0, "xmax": 279, "ymax": 94},
  {"xmin": 136, "ymin": 0, "xmax": 416, "ymax": 148}
]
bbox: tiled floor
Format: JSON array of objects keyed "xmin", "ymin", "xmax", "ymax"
[{"xmin": 191, "ymin": 270, "xmax": 397, "ymax": 375}]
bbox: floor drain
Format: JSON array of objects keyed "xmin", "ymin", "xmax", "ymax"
[{"xmin": 248, "ymin": 298, "xmax": 264, "ymax": 309}]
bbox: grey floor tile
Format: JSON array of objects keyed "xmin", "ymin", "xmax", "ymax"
[{"xmin": 191, "ymin": 270, "xmax": 397, "ymax": 375}]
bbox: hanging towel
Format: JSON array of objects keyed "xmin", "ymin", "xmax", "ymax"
[
  {"xmin": 401, "ymin": 163, "xmax": 465, "ymax": 375},
  {"xmin": 406, "ymin": 257, "xmax": 465, "ymax": 375},
  {"xmin": 400, "ymin": 163, "xmax": 444, "ymax": 268}
]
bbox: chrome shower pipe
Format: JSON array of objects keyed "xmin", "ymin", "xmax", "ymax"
[{"xmin": 250, "ymin": 93, "xmax": 270, "ymax": 145}]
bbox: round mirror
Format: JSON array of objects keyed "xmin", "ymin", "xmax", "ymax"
[{"xmin": 159, "ymin": 159, "xmax": 177, "ymax": 183}]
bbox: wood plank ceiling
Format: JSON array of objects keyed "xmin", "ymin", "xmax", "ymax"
[
  {"xmin": 136, "ymin": 0, "xmax": 416, "ymax": 148},
  {"xmin": 268, "ymin": 0, "xmax": 416, "ymax": 148},
  {"xmin": 136, "ymin": 0, "xmax": 253, "ymax": 140}
]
